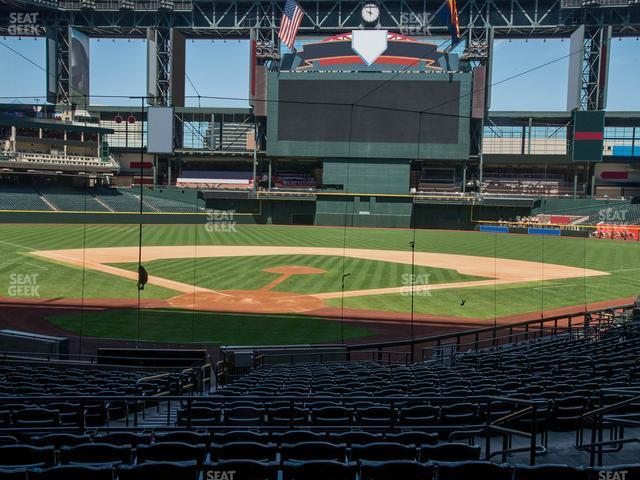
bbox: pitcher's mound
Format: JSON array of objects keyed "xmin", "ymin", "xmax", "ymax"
[{"xmin": 168, "ymin": 290, "xmax": 327, "ymax": 314}]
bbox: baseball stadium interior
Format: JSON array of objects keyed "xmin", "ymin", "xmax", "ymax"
[{"xmin": 0, "ymin": 0, "xmax": 640, "ymax": 478}]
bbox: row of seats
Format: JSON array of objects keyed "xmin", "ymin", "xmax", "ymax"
[
  {"xmin": 0, "ymin": 362, "xmax": 196, "ymax": 427},
  {"xmin": 0, "ymin": 184, "xmax": 198, "ymax": 212},
  {"xmin": 0, "ymin": 440, "xmax": 481, "ymax": 467},
  {"xmin": 1, "ymin": 459, "xmax": 639, "ymax": 480},
  {"xmin": 37, "ymin": 186, "xmax": 109, "ymax": 212},
  {"xmin": 0, "ymin": 186, "xmax": 50, "ymax": 210},
  {"xmin": 175, "ymin": 397, "xmax": 595, "ymax": 430},
  {"xmin": 6, "ymin": 430, "xmax": 439, "ymax": 448},
  {"xmin": 0, "ymin": 363, "xmax": 193, "ymax": 397}
]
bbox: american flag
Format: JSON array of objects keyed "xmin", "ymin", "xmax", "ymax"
[{"xmin": 279, "ymin": 0, "xmax": 304, "ymax": 51}]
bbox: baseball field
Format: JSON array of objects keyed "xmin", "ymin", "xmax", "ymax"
[{"xmin": 0, "ymin": 222, "xmax": 637, "ymax": 345}]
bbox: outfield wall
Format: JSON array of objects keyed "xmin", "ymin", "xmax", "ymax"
[
  {"xmin": 0, "ymin": 196, "xmax": 634, "ymax": 229},
  {"xmin": 0, "ymin": 203, "xmax": 552, "ymax": 229}
]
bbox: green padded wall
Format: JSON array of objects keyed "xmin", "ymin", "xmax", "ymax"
[
  {"xmin": 317, "ymin": 158, "xmax": 412, "ymax": 227},
  {"xmin": 322, "ymin": 158, "xmax": 409, "ymax": 194}
]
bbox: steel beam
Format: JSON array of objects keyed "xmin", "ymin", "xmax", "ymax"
[
  {"xmin": 580, "ymin": 25, "xmax": 611, "ymax": 110},
  {"xmin": 1, "ymin": 1, "xmax": 640, "ymax": 37}
]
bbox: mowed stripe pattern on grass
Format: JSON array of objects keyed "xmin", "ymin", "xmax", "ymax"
[{"xmin": 110, "ymin": 255, "xmax": 479, "ymax": 294}]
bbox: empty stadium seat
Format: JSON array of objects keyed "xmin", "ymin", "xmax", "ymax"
[
  {"xmin": 360, "ymin": 460, "xmax": 435, "ymax": 480},
  {"xmin": 29, "ymin": 464, "xmax": 113, "ymax": 480},
  {"xmin": 0, "ymin": 445, "xmax": 54, "ymax": 469},
  {"xmin": 60, "ymin": 443, "xmax": 131, "ymax": 466},
  {"xmin": 156, "ymin": 431, "xmax": 210, "ymax": 447},
  {"xmin": 514, "ymin": 463, "xmax": 590, "ymax": 480},
  {"xmin": 136, "ymin": 442, "xmax": 207, "ymax": 465},
  {"xmin": 0, "ymin": 469, "xmax": 25, "ymax": 480},
  {"xmin": 384, "ymin": 431, "xmax": 438, "ymax": 446},
  {"xmin": 117, "ymin": 460, "xmax": 199, "ymax": 480},
  {"xmin": 272, "ymin": 430, "xmax": 324, "ymax": 444},
  {"xmin": 281, "ymin": 442, "xmax": 347, "ymax": 462},
  {"xmin": 0, "ymin": 438, "xmax": 17, "ymax": 448},
  {"xmin": 213, "ymin": 442, "xmax": 277, "ymax": 462},
  {"xmin": 93, "ymin": 432, "xmax": 150, "ymax": 447},
  {"xmin": 419, "ymin": 444, "xmax": 481, "ymax": 462},
  {"xmin": 30, "ymin": 433, "xmax": 91, "ymax": 448},
  {"xmin": 437, "ymin": 461, "xmax": 514, "ymax": 480},
  {"xmin": 351, "ymin": 442, "xmax": 417, "ymax": 462}
]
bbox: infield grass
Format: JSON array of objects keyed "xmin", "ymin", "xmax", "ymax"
[{"xmin": 111, "ymin": 255, "xmax": 481, "ymax": 294}]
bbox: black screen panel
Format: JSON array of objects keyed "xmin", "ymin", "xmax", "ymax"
[{"xmin": 277, "ymin": 79, "xmax": 461, "ymax": 144}]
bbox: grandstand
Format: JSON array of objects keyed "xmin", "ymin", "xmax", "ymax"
[
  {"xmin": 0, "ymin": 185, "xmax": 51, "ymax": 211},
  {"xmin": 0, "ymin": 308, "xmax": 638, "ymax": 477},
  {"xmin": 36, "ymin": 185, "xmax": 110, "ymax": 212},
  {"xmin": 0, "ymin": 183, "xmax": 201, "ymax": 213}
]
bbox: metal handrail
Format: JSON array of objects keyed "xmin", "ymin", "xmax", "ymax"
[
  {"xmin": 577, "ymin": 388, "xmax": 640, "ymax": 466},
  {"xmin": 348, "ymin": 305, "xmax": 630, "ymax": 353},
  {"xmin": 0, "ymin": 350, "xmax": 209, "ymax": 369}
]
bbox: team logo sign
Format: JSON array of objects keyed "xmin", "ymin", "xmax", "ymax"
[
  {"xmin": 351, "ymin": 30, "xmax": 388, "ymax": 66},
  {"xmin": 292, "ymin": 31, "xmax": 443, "ymax": 72}
]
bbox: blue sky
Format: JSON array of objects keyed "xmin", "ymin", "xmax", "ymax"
[{"xmin": 0, "ymin": 35, "xmax": 638, "ymax": 110}]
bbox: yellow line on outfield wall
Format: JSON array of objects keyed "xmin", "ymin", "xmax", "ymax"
[{"xmin": 257, "ymin": 191, "xmax": 478, "ymax": 200}]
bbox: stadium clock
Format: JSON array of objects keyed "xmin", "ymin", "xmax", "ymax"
[{"xmin": 361, "ymin": 3, "xmax": 380, "ymax": 24}]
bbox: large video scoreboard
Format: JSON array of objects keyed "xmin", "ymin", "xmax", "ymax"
[{"xmin": 266, "ymin": 71, "xmax": 472, "ymax": 160}]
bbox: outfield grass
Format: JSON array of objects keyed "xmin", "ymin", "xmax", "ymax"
[
  {"xmin": 111, "ymin": 255, "xmax": 480, "ymax": 294},
  {"xmin": 0, "ymin": 223, "xmax": 637, "ymax": 324},
  {"xmin": 46, "ymin": 309, "xmax": 372, "ymax": 344}
]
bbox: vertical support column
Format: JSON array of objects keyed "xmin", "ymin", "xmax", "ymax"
[
  {"xmin": 252, "ymin": 111, "xmax": 258, "ymax": 192},
  {"xmin": 147, "ymin": 25, "xmax": 185, "ymax": 108},
  {"xmin": 568, "ymin": 25, "xmax": 611, "ymax": 113},
  {"xmin": 464, "ymin": 20, "xmax": 493, "ymax": 195},
  {"xmin": 462, "ymin": 164, "xmax": 467, "ymax": 193},
  {"xmin": 46, "ymin": 26, "xmax": 71, "ymax": 104},
  {"xmin": 153, "ymin": 155, "xmax": 157, "ymax": 189},
  {"xmin": 147, "ymin": 27, "xmax": 171, "ymax": 106},
  {"xmin": 580, "ymin": 26, "xmax": 611, "ymax": 112},
  {"xmin": 147, "ymin": 26, "xmax": 185, "ymax": 160}
]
